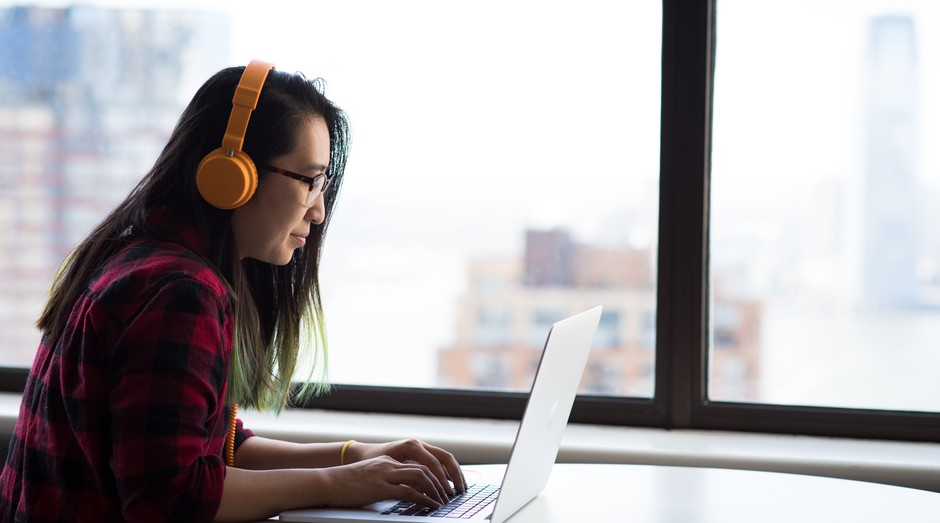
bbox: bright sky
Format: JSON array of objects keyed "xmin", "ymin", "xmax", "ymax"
[
  {"xmin": 713, "ymin": 0, "xmax": 940, "ymax": 186},
  {"xmin": 5, "ymin": 0, "xmax": 936, "ymax": 187}
]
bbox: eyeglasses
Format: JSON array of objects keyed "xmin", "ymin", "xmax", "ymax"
[{"xmin": 262, "ymin": 165, "xmax": 333, "ymax": 206}]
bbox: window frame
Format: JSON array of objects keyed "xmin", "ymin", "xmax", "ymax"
[{"xmin": 2, "ymin": 0, "xmax": 938, "ymax": 443}]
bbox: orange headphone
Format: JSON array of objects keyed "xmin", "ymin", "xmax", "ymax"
[{"xmin": 196, "ymin": 59, "xmax": 275, "ymax": 209}]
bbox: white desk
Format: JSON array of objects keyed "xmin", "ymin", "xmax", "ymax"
[{"xmin": 455, "ymin": 463, "xmax": 939, "ymax": 522}]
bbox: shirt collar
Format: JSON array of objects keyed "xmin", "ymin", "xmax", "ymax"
[{"xmin": 144, "ymin": 208, "xmax": 212, "ymax": 258}]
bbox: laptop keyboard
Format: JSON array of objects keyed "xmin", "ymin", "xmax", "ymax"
[{"xmin": 381, "ymin": 483, "xmax": 499, "ymax": 519}]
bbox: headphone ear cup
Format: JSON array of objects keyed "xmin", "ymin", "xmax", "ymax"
[{"xmin": 196, "ymin": 148, "xmax": 259, "ymax": 209}]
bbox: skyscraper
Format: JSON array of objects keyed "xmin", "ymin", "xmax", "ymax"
[{"xmin": 861, "ymin": 15, "xmax": 919, "ymax": 309}]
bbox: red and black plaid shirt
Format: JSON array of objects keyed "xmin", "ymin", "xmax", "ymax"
[{"xmin": 0, "ymin": 209, "xmax": 254, "ymax": 522}]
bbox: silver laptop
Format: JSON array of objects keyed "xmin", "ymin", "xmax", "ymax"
[{"xmin": 280, "ymin": 305, "xmax": 602, "ymax": 523}]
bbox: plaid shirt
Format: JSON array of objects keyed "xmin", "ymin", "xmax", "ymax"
[{"xmin": 0, "ymin": 209, "xmax": 254, "ymax": 522}]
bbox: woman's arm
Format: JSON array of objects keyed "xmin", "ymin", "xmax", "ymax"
[
  {"xmin": 235, "ymin": 436, "xmax": 343, "ymax": 470},
  {"xmin": 232, "ymin": 436, "xmax": 348, "ymax": 469},
  {"xmin": 233, "ymin": 436, "xmax": 467, "ymax": 495},
  {"xmin": 215, "ymin": 452, "xmax": 451, "ymax": 523}
]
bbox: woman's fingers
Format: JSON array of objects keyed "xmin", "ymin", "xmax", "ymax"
[
  {"xmin": 403, "ymin": 443, "xmax": 456, "ymax": 497},
  {"xmin": 389, "ymin": 462, "xmax": 448, "ymax": 507},
  {"xmin": 330, "ymin": 456, "xmax": 449, "ymax": 508},
  {"xmin": 425, "ymin": 445, "xmax": 467, "ymax": 494},
  {"xmin": 351, "ymin": 439, "xmax": 468, "ymax": 500},
  {"xmin": 391, "ymin": 484, "xmax": 444, "ymax": 510},
  {"xmin": 387, "ymin": 439, "xmax": 466, "ymax": 496},
  {"xmin": 368, "ymin": 456, "xmax": 447, "ymax": 506}
]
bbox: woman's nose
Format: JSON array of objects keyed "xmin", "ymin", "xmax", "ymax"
[{"xmin": 306, "ymin": 192, "xmax": 326, "ymax": 225}]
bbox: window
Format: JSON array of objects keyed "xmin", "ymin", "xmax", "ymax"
[
  {"xmin": 468, "ymin": 354, "xmax": 510, "ymax": 390},
  {"xmin": 1, "ymin": 0, "xmax": 938, "ymax": 443},
  {"xmin": 711, "ymin": 0, "xmax": 940, "ymax": 412},
  {"xmin": 0, "ymin": 0, "xmax": 663, "ymax": 398},
  {"xmin": 472, "ymin": 306, "xmax": 512, "ymax": 348},
  {"xmin": 314, "ymin": 4, "xmax": 663, "ymax": 395}
]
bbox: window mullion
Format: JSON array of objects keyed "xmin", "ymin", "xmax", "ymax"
[{"xmin": 656, "ymin": 0, "xmax": 715, "ymax": 429}]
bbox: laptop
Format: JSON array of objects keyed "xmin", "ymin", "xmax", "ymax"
[{"xmin": 280, "ymin": 305, "xmax": 602, "ymax": 523}]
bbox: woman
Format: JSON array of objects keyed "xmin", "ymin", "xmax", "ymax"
[{"xmin": 0, "ymin": 60, "xmax": 466, "ymax": 522}]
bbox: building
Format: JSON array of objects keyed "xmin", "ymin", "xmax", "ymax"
[
  {"xmin": 861, "ymin": 15, "xmax": 920, "ymax": 309},
  {"xmin": 438, "ymin": 228, "xmax": 762, "ymax": 400},
  {"xmin": 0, "ymin": 5, "xmax": 228, "ymax": 365}
]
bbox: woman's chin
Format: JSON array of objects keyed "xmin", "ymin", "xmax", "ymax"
[{"xmin": 245, "ymin": 250, "xmax": 295, "ymax": 266}]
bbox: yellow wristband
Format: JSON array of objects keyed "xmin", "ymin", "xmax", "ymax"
[{"xmin": 340, "ymin": 439, "xmax": 357, "ymax": 465}]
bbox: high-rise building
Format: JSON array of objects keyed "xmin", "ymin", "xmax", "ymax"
[
  {"xmin": 0, "ymin": 5, "xmax": 229, "ymax": 365},
  {"xmin": 861, "ymin": 15, "xmax": 919, "ymax": 309}
]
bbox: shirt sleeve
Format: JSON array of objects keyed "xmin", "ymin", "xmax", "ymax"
[
  {"xmin": 234, "ymin": 418, "xmax": 255, "ymax": 449},
  {"xmin": 105, "ymin": 274, "xmax": 233, "ymax": 522}
]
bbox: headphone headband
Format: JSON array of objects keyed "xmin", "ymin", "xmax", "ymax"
[
  {"xmin": 196, "ymin": 59, "xmax": 276, "ymax": 209},
  {"xmin": 221, "ymin": 59, "xmax": 274, "ymax": 154}
]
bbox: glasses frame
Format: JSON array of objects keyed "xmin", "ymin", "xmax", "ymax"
[{"xmin": 262, "ymin": 165, "xmax": 333, "ymax": 203}]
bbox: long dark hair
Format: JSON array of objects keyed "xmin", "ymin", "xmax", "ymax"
[{"xmin": 38, "ymin": 64, "xmax": 350, "ymax": 411}]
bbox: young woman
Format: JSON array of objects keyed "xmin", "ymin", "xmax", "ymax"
[{"xmin": 0, "ymin": 60, "xmax": 466, "ymax": 522}]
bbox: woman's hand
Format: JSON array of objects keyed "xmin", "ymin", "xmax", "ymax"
[
  {"xmin": 344, "ymin": 439, "xmax": 468, "ymax": 498},
  {"xmin": 325, "ymin": 455, "xmax": 449, "ymax": 509},
  {"xmin": 218, "ymin": 456, "xmax": 450, "ymax": 521}
]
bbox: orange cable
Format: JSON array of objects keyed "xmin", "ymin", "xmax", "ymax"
[{"xmin": 225, "ymin": 403, "xmax": 237, "ymax": 467}]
